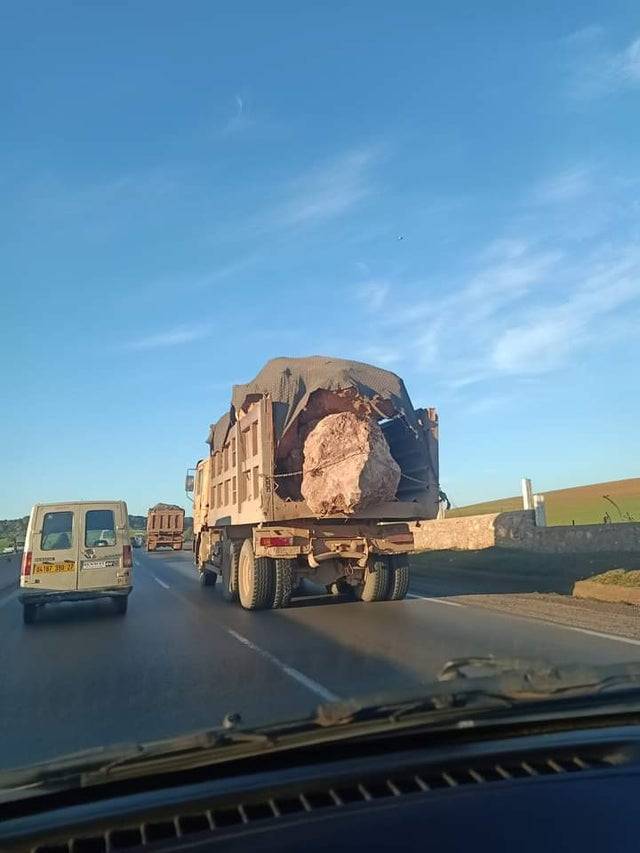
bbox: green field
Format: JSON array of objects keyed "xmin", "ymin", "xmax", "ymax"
[{"xmin": 449, "ymin": 477, "xmax": 640, "ymax": 526}]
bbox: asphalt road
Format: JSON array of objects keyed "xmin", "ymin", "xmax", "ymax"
[{"xmin": 1, "ymin": 549, "xmax": 639, "ymax": 771}]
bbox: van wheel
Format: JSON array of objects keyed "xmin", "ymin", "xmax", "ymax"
[
  {"xmin": 386, "ymin": 557, "xmax": 410, "ymax": 600},
  {"xmin": 113, "ymin": 596, "xmax": 128, "ymax": 615},
  {"xmin": 221, "ymin": 540, "xmax": 240, "ymax": 603},
  {"xmin": 356, "ymin": 558, "xmax": 390, "ymax": 602},
  {"xmin": 200, "ymin": 568, "xmax": 217, "ymax": 587},
  {"xmin": 238, "ymin": 539, "xmax": 275, "ymax": 610},
  {"xmin": 23, "ymin": 604, "xmax": 37, "ymax": 624},
  {"xmin": 272, "ymin": 559, "xmax": 296, "ymax": 609}
]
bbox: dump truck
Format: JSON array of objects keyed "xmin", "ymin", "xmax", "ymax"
[
  {"xmin": 146, "ymin": 504, "xmax": 185, "ymax": 551},
  {"xmin": 187, "ymin": 356, "xmax": 439, "ymax": 609}
]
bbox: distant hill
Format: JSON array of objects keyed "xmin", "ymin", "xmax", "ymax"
[
  {"xmin": 450, "ymin": 477, "xmax": 640, "ymax": 526},
  {"xmin": 0, "ymin": 516, "xmax": 28, "ymax": 546}
]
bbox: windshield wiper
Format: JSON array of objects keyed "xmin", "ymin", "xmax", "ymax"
[
  {"xmin": 0, "ymin": 714, "xmax": 276, "ymax": 796},
  {"xmin": 314, "ymin": 658, "xmax": 640, "ymax": 727},
  {"xmin": 90, "ymin": 716, "xmax": 275, "ymax": 778}
]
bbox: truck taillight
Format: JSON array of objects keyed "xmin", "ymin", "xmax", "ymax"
[
  {"xmin": 123, "ymin": 545, "xmax": 132, "ymax": 568},
  {"xmin": 259, "ymin": 536, "xmax": 293, "ymax": 547},
  {"xmin": 21, "ymin": 551, "xmax": 32, "ymax": 576}
]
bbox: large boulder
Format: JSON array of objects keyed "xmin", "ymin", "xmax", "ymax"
[{"xmin": 301, "ymin": 412, "xmax": 401, "ymax": 515}]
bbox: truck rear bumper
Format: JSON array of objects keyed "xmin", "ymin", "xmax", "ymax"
[{"xmin": 18, "ymin": 587, "xmax": 132, "ymax": 606}]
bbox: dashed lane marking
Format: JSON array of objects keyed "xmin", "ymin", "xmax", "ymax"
[{"xmin": 226, "ymin": 628, "xmax": 340, "ymax": 703}]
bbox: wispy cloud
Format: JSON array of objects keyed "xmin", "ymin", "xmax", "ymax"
[
  {"xmin": 359, "ymin": 345, "xmax": 402, "ymax": 367},
  {"xmin": 355, "ymin": 279, "xmax": 389, "ymax": 311},
  {"xmin": 532, "ymin": 167, "xmax": 592, "ymax": 204},
  {"xmin": 24, "ymin": 171, "xmax": 179, "ymax": 223},
  {"xmin": 357, "ymin": 204, "xmax": 640, "ymax": 386},
  {"xmin": 490, "ymin": 251, "xmax": 640, "ymax": 373},
  {"xmin": 124, "ymin": 324, "xmax": 210, "ymax": 351},
  {"xmin": 564, "ymin": 27, "xmax": 640, "ymax": 98},
  {"xmin": 273, "ymin": 147, "xmax": 379, "ymax": 228},
  {"xmin": 221, "ymin": 93, "xmax": 254, "ymax": 135}
]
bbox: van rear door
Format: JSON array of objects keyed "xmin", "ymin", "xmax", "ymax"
[
  {"xmin": 30, "ymin": 505, "xmax": 79, "ymax": 592},
  {"xmin": 77, "ymin": 503, "xmax": 126, "ymax": 591}
]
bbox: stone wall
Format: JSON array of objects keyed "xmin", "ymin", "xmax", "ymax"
[{"xmin": 412, "ymin": 511, "xmax": 640, "ymax": 554}]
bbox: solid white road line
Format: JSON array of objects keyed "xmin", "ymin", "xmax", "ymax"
[
  {"xmin": 547, "ymin": 623, "xmax": 640, "ymax": 648},
  {"xmin": 407, "ymin": 592, "xmax": 640, "ymax": 647},
  {"xmin": 153, "ymin": 575, "xmax": 171, "ymax": 590},
  {"xmin": 226, "ymin": 628, "xmax": 340, "ymax": 703},
  {"xmin": 408, "ymin": 593, "xmax": 463, "ymax": 608}
]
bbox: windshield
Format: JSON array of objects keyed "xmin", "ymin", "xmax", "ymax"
[{"xmin": 1, "ymin": 3, "xmax": 639, "ymax": 779}]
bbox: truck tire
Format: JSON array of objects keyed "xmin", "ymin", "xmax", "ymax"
[
  {"xmin": 386, "ymin": 556, "xmax": 410, "ymax": 600},
  {"xmin": 199, "ymin": 568, "xmax": 217, "ymax": 587},
  {"xmin": 23, "ymin": 603, "xmax": 37, "ymax": 624},
  {"xmin": 272, "ymin": 559, "xmax": 296, "ymax": 609},
  {"xmin": 356, "ymin": 558, "xmax": 390, "ymax": 603},
  {"xmin": 238, "ymin": 539, "xmax": 275, "ymax": 611},
  {"xmin": 221, "ymin": 540, "xmax": 240, "ymax": 603}
]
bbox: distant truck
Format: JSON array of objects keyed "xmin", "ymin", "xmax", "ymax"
[
  {"xmin": 187, "ymin": 357, "xmax": 440, "ymax": 610},
  {"xmin": 146, "ymin": 504, "xmax": 185, "ymax": 552}
]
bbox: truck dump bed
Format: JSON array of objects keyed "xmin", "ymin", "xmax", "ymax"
[
  {"xmin": 147, "ymin": 504, "xmax": 185, "ymax": 551},
  {"xmin": 197, "ymin": 357, "xmax": 439, "ymax": 529}
]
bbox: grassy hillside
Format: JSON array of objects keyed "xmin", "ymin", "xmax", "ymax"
[{"xmin": 450, "ymin": 477, "xmax": 640, "ymax": 526}]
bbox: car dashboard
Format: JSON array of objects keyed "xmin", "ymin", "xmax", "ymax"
[{"xmin": 2, "ymin": 719, "xmax": 640, "ymax": 852}]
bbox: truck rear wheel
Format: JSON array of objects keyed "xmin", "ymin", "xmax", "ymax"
[
  {"xmin": 272, "ymin": 559, "xmax": 296, "ymax": 609},
  {"xmin": 221, "ymin": 540, "xmax": 240, "ymax": 603},
  {"xmin": 199, "ymin": 568, "xmax": 217, "ymax": 587},
  {"xmin": 386, "ymin": 556, "xmax": 410, "ymax": 600},
  {"xmin": 356, "ymin": 558, "xmax": 390, "ymax": 602},
  {"xmin": 238, "ymin": 539, "xmax": 275, "ymax": 610}
]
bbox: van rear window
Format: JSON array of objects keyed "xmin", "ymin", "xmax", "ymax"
[
  {"xmin": 85, "ymin": 510, "xmax": 116, "ymax": 547},
  {"xmin": 41, "ymin": 511, "xmax": 73, "ymax": 551}
]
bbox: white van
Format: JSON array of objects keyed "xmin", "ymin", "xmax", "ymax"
[{"xmin": 19, "ymin": 501, "xmax": 133, "ymax": 624}]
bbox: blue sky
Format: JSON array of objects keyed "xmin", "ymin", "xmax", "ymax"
[{"xmin": 2, "ymin": 1, "xmax": 639, "ymax": 518}]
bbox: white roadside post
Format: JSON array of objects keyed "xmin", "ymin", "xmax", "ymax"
[
  {"xmin": 533, "ymin": 494, "xmax": 547, "ymax": 527},
  {"xmin": 521, "ymin": 478, "xmax": 534, "ymax": 511}
]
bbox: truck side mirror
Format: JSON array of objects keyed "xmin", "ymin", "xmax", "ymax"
[{"xmin": 185, "ymin": 473, "xmax": 195, "ymax": 493}]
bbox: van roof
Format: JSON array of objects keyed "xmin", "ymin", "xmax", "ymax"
[{"xmin": 31, "ymin": 500, "xmax": 126, "ymax": 509}]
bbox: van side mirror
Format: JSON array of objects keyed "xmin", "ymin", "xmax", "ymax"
[{"xmin": 185, "ymin": 473, "xmax": 195, "ymax": 493}]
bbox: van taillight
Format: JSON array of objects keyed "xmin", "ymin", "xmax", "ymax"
[
  {"xmin": 22, "ymin": 552, "xmax": 32, "ymax": 576},
  {"xmin": 123, "ymin": 545, "xmax": 132, "ymax": 568}
]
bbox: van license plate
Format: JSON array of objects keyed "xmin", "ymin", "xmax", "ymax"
[
  {"xmin": 83, "ymin": 559, "xmax": 117, "ymax": 570},
  {"xmin": 35, "ymin": 562, "xmax": 75, "ymax": 574}
]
